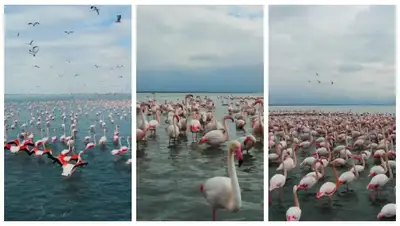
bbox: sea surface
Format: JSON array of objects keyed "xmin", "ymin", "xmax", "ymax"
[
  {"xmin": 268, "ymin": 105, "xmax": 396, "ymax": 221},
  {"xmin": 136, "ymin": 93, "xmax": 264, "ymax": 221},
  {"xmin": 4, "ymin": 95, "xmax": 132, "ymax": 221}
]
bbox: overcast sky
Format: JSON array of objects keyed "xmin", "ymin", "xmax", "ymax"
[
  {"xmin": 269, "ymin": 5, "xmax": 395, "ymax": 104},
  {"xmin": 5, "ymin": 5, "xmax": 131, "ymax": 94},
  {"xmin": 137, "ymin": 6, "xmax": 264, "ymax": 93}
]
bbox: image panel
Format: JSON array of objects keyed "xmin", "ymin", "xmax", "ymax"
[
  {"xmin": 136, "ymin": 5, "xmax": 264, "ymax": 221},
  {"xmin": 268, "ymin": 5, "xmax": 396, "ymax": 221},
  {"xmin": 4, "ymin": 5, "xmax": 132, "ymax": 221}
]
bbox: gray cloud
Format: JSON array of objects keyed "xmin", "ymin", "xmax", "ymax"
[
  {"xmin": 269, "ymin": 5, "xmax": 395, "ymax": 103},
  {"xmin": 137, "ymin": 6, "xmax": 263, "ymax": 71}
]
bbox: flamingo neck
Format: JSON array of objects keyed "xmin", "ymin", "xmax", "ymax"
[
  {"xmin": 223, "ymin": 118, "xmax": 230, "ymax": 140},
  {"xmin": 227, "ymin": 148, "xmax": 241, "ymax": 210}
]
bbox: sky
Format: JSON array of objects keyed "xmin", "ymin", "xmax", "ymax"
[
  {"xmin": 137, "ymin": 6, "xmax": 264, "ymax": 93},
  {"xmin": 269, "ymin": 5, "xmax": 395, "ymax": 105},
  {"xmin": 5, "ymin": 5, "xmax": 131, "ymax": 94}
]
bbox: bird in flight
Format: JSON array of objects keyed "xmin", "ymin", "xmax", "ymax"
[
  {"xmin": 64, "ymin": 31, "xmax": 74, "ymax": 34},
  {"xmin": 116, "ymin": 65, "xmax": 124, "ymax": 68},
  {"xmin": 29, "ymin": 40, "xmax": 34, "ymax": 45},
  {"xmin": 119, "ymin": 76, "xmax": 123, "ymax": 78},
  {"xmin": 316, "ymin": 72, "xmax": 319, "ymax": 76},
  {"xmin": 28, "ymin": 22, "xmax": 40, "ymax": 26},
  {"xmin": 90, "ymin": 6, "xmax": 100, "ymax": 15},
  {"xmin": 308, "ymin": 80, "xmax": 311, "ymax": 83},
  {"xmin": 17, "ymin": 32, "xmax": 20, "ymax": 37},
  {"xmin": 29, "ymin": 46, "xmax": 39, "ymax": 57},
  {"xmin": 317, "ymin": 80, "xmax": 321, "ymax": 84},
  {"xmin": 116, "ymin": 15, "xmax": 122, "ymax": 23},
  {"xmin": 331, "ymin": 81, "xmax": 334, "ymax": 85},
  {"xmin": 94, "ymin": 65, "xmax": 100, "ymax": 68},
  {"xmin": 66, "ymin": 60, "xmax": 71, "ymax": 63},
  {"xmin": 74, "ymin": 74, "xmax": 79, "ymax": 77},
  {"xmin": 34, "ymin": 65, "xmax": 40, "ymax": 68}
]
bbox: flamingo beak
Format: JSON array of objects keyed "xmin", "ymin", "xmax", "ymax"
[
  {"xmin": 316, "ymin": 192, "xmax": 324, "ymax": 199},
  {"xmin": 236, "ymin": 147, "xmax": 243, "ymax": 167}
]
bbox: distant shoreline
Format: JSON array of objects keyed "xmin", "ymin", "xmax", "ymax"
[
  {"xmin": 269, "ymin": 104, "xmax": 395, "ymax": 106},
  {"xmin": 137, "ymin": 91, "xmax": 263, "ymax": 94}
]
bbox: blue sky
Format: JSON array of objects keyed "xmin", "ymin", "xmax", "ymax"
[
  {"xmin": 269, "ymin": 5, "xmax": 395, "ymax": 105},
  {"xmin": 5, "ymin": 5, "xmax": 131, "ymax": 94},
  {"xmin": 137, "ymin": 6, "xmax": 263, "ymax": 93}
]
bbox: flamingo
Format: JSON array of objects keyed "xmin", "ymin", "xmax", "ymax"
[
  {"xmin": 316, "ymin": 163, "xmax": 339, "ymax": 199},
  {"xmin": 377, "ymin": 203, "xmax": 396, "ymax": 219},
  {"xmin": 286, "ymin": 185, "xmax": 301, "ymax": 221},
  {"xmin": 200, "ymin": 140, "xmax": 243, "ymax": 221},
  {"xmin": 269, "ymin": 152, "xmax": 287, "ymax": 202},
  {"xmin": 99, "ymin": 128, "xmax": 107, "ymax": 145},
  {"xmin": 198, "ymin": 115, "xmax": 234, "ymax": 146}
]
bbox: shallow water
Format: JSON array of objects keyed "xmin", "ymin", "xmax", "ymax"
[
  {"xmin": 4, "ymin": 97, "xmax": 132, "ymax": 221},
  {"xmin": 136, "ymin": 93, "xmax": 264, "ymax": 221}
]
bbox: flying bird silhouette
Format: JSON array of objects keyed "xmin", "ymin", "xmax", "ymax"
[
  {"xmin": 64, "ymin": 31, "xmax": 74, "ymax": 34},
  {"xmin": 116, "ymin": 15, "xmax": 122, "ymax": 23},
  {"xmin": 308, "ymin": 80, "xmax": 311, "ymax": 83},
  {"xmin": 331, "ymin": 81, "xmax": 334, "ymax": 85},
  {"xmin": 90, "ymin": 6, "xmax": 100, "ymax": 15},
  {"xmin": 94, "ymin": 65, "xmax": 100, "ymax": 68},
  {"xmin": 317, "ymin": 80, "xmax": 321, "ymax": 84},
  {"xmin": 17, "ymin": 32, "xmax": 20, "ymax": 37},
  {"xmin": 74, "ymin": 74, "xmax": 79, "ymax": 77},
  {"xmin": 316, "ymin": 72, "xmax": 319, "ymax": 76},
  {"xmin": 29, "ymin": 40, "xmax": 34, "ymax": 45},
  {"xmin": 34, "ymin": 65, "xmax": 40, "ymax": 68},
  {"xmin": 28, "ymin": 22, "xmax": 40, "ymax": 26}
]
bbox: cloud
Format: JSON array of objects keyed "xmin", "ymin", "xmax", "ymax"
[
  {"xmin": 269, "ymin": 5, "xmax": 395, "ymax": 104},
  {"xmin": 4, "ymin": 5, "xmax": 131, "ymax": 94},
  {"xmin": 137, "ymin": 5, "xmax": 263, "ymax": 92}
]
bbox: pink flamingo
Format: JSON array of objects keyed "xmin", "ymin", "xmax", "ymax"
[{"xmin": 198, "ymin": 115, "xmax": 234, "ymax": 146}]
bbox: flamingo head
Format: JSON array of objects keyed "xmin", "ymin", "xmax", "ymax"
[
  {"xmin": 367, "ymin": 184, "xmax": 377, "ymax": 190},
  {"xmin": 244, "ymin": 135, "xmax": 256, "ymax": 148},
  {"xmin": 229, "ymin": 140, "xmax": 243, "ymax": 167},
  {"xmin": 224, "ymin": 115, "xmax": 234, "ymax": 122},
  {"xmin": 377, "ymin": 212, "xmax": 384, "ymax": 219},
  {"xmin": 253, "ymin": 99, "xmax": 263, "ymax": 106},
  {"xmin": 185, "ymin": 94, "xmax": 193, "ymax": 99},
  {"xmin": 368, "ymin": 172, "xmax": 377, "ymax": 177}
]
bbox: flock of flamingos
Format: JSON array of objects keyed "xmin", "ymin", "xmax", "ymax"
[
  {"xmin": 4, "ymin": 99, "xmax": 132, "ymax": 177},
  {"xmin": 269, "ymin": 110, "xmax": 396, "ymax": 221},
  {"xmin": 136, "ymin": 94, "xmax": 264, "ymax": 221},
  {"xmin": 4, "ymin": 95, "xmax": 396, "ymax": 221}
]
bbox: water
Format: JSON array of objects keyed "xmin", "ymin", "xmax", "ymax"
[
  {"xmin": 136, "ymin": 93, "xmax": 264, "ymax": 221},
  {"xmin": 4, "ymin": 96, "xmax": 132, "ymax": 221},
  {"xmin": 268, "ymin": 105, "xmax": 396, "ymax": 221}
]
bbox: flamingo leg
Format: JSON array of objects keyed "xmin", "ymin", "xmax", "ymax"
[
  {"xmin": 212, "ymin": 209, "xmax": 216, "ymax": 221},
  {"xmin": 278, "ymin": 187, "xmax": 282, "ymax": 201}
]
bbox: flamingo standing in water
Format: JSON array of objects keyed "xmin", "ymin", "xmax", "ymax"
[
  {"xmin": 189, "ymin": 111, "xmax": 202, "ymax": 141},
  {"xmin": 198, "ymin": 115, "xmax": 234, "ymax": 146},
  {"xmin": 111, "ymin": 136, "xmax": 130, "ymax": 160},
  {"xmin": 286, "ymin": 185, "xmax": 301, "ymax": 221},
  {"xmin": 316, "ymin": 163, "xmax": 339, "ymax": 199},
  {"xmin": 200, "ymin": 140, "xmax": 243, "ymax": 221}
]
